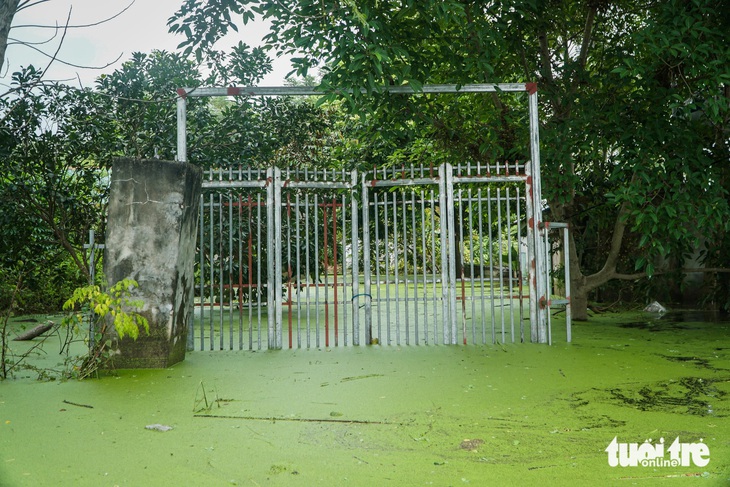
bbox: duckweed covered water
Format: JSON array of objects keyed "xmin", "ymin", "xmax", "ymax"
[{"xmin": 1, "ymin": 310, "xmax": 728, "ymax": 486}]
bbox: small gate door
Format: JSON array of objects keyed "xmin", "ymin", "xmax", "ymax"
[{"xmin": 270, "ymin": 167, "xmax": 361, "ymax": 349}]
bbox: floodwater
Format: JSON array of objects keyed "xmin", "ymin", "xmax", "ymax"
[{"xmin": 0, "ymin": 310, "xmax": 728, "ymax": 486}]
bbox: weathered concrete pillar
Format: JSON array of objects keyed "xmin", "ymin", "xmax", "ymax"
[{"xmin": 104, "ymin": 158, "xmax": 201, "ymax": 368}]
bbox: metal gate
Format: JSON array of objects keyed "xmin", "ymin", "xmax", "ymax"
[
  {"xmin": 190, "ymin": 161, "xmax": 563, "ymax": 350},
  {"xmin": 177, "ymin": 83, "xmax": 570, "ymax": 350}
]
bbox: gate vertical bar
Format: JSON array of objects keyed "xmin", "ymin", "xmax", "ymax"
[
  {"xmin": 286, "ymin": 191, "xmax": 293, "ymax": 349},
  {"xmin": 267, "ymin": 167, "xmax": 281, "ymax": 349},
  {"xmin": 563, "ymin": 226, "xmax": 572, "ymax": 342},
  {"xmin": 400, "ymin": 193, "xmax": 407, "ymax": 345},
  {"xmin": 208, "ymin": 191, "xmax": 214, "ymax": 350},
  {"xmin": 314, "ymin": 194, "xmax": 320, "ymax": 348},
  {"xmin": 176, "ymin": 92, "xmax": 186, "ymax": 163},
  {"xmin": 305, "ymin": 194, "xmax": 311, "ymax": 348},
  {"xmin": 295, "ymin": 193, "xmax": 302, "ymax": 348},
  {"xmin": 375, "ymin": 192, "xmax": 383, "ymax": 343},
  {"xmin": 488, "ymin": 186, "xmax": 496, "ymax": 344},
  {"xmin": 420, "ymin": 188, "xmax": 429, "ymax": 344},
  {"xmin": 197, "ymin": 195, "xmax": 204, "ymax": 350},
  {"xmin": 351, "ymin": 172, "xmax": 361, "ymax": 346},
  {"xmin": 516, "ymin": 186, "xmax": 525, "ymax": 342},
  {"xmin": 383, "ymin": 190, "xmax": 391, "ymax": 344},
  {"xmin": 361, "ymin": 175, "xmax": 372, "ymax": 346},
  {"xmin": 457, "ymin": 186, "xmax": 467, "ymax": 345},
  {"xmin": 438, "ymin": 164, "xmax": 449, "ymax": 344},
  {"xmin": 274, "ymin": 167, "xmax": 283, "ymax": 349},
  {"xmin": 228, "ymin": 191, "xmax": 234, "ymax": 349},
  {"xmin": 217, "ymin": 191, "xmax": 224, "ymax": 350},
  {"xmin": 236, "ymin": 193, "xmax": 244, "ymax": 350},
  {"xmin": 256, "ymin": 192, "xmax": 263, "ymax": 350},
  {"xmin": 496, "ymin": 186, "xmax": 505, "ymax": 343},
  {"xmin": 506, "ymin": 186, "xmax": 515, "ymax": 343},
  {"xmin": 446, "ymin": 164, "xmax": 458, "ymax": 344},
  {"xmin": 410, "ymin": 181, "xmax": 419, "ymax": 345},
  {"xmin": 430, "ymin": 188, "xmax": 438, "ymax": 344},
  {"xmin": 392, "ymin": 192, "xmax": 400, "ymax": 346},
  {"xmin": 467, "ymin": 186, "xmax": 475, "ymax": 344},
  {"xmin": 477, "ymin": 187, "xmax": 486, "ymax": 344}
]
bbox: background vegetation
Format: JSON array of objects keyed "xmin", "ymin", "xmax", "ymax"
[{"xmin": 1, "ymin": 0, "xmax": 728, "ymax": 321}]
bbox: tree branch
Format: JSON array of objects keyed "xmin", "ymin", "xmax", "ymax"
[
  {"xmin": 613, "ymin": 272, "xmax": 647, "ymax": 280},
  {"xmin": 537, "ymin": 29, "xmax": 554, "ymax": 85},
  {"xmin": 21, "ymin": 39, "xmax": 123, "ymax": 70},
  {"xmin": 16, "ymin": 0, "xmax": 50, "ymax": 12},
  {"xmin": 13, "ymin": 1, "xmax": 135, "ymax": 29},
  {"xmin": 585, "ymin": 190, "xmax": 633, "ymax": 290},
  {"xmin": 576, "ymin": 6, "xmax": 597, "ymax": 70}
]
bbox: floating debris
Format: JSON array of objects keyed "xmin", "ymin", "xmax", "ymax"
[
  {"xmin": 460, "ymin": 439, "xmax": 485, "ymax": 451},
  {"xmin": 145, "ymin": 424, "xmax": 173, "ymax": 432},
  {"xmin": 644, "ymin": 301, "xmax": 667, "ymax": 313}
]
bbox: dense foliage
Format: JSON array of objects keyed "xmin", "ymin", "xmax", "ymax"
[
  {"xmin": 169, "ymin": 0, "xmax": 730, "ymax": 316},
  {"xmin": 0, "ymin": 43, "xmax": 334, "ymax": 313}
]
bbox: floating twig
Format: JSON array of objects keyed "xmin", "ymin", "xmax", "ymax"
[
  {"xmin": 194, "ymin": 414, "xmax": 392, "ymax": 425},
  {"xmin": 63, "ymin": 399, "xmax": 93, "ymax": 409}
]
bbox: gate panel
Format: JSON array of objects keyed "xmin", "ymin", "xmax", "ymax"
[
  {"xmin": 362, "ymin": 163, "xmax": 530, "ymax": 346},
  {"xmin": 274, "ymin": 168, "xmax": 360, "ymax": 349},
  {"xmin": 451, "ymin": 162, "xmax": 528, "ymax": 344},
  {"xmin": 362, "ymin": 165, "xmax": 456, "ymax": 345},
  {"xmin": 192, "ymin": 167, "xmax": 270, "ymax": 351}
]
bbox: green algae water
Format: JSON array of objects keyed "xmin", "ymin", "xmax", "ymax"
[{"xmin": 1, "ymin": 311, "xmax": 728, "ymax": 486}]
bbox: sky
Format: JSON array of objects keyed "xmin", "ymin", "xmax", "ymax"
[{"xmin": 3, "ymin": 0, "xmax": 292, "ymax": 90}]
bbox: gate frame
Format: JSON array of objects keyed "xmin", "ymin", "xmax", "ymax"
[{"xmin": 175, "ymin": 83, "xmax": 554, "ymax": 344}]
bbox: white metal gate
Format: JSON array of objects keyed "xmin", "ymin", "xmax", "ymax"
[
  {"xmin": 190, "ymin": 162, "xmax": 566, "ymax": 350},
  {"xmin": 177, "ymin": 83, "xmax": 571, "ymax": 350}
]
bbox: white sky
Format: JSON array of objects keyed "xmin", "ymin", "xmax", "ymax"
[{"xmin": 3, "ymin": 0, "xmax": 292, "ymax": 90}]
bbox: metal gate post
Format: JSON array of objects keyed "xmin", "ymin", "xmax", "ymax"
[
  {"xmin": 527, "ymin": 86, "xmax": 548, "ymax": 343},
  {"xmin": 438, "ymin": 163, "xmax": 458, "ymax": 344},
  {"xmin": 267, "ymin": 167, "xmax": 283, "ymax": 349}
]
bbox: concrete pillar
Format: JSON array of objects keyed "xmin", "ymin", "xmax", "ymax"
[{"xmin": 104, "ymin": 158, "xmax": 202, "ymax": 368}]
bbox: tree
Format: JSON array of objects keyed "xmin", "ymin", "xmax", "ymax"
[
  {"xmin": 1, "ymin": 66, "xmax": 116, "ymax": 286},
  {"xmin": 0, "ymin": 0, "xmax": 20, "ymax": 71},
  {"xmin": 170, "ymin": 0, "xmax": 730, "ymax": 319}
]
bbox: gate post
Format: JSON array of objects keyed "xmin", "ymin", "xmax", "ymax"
[
  {"xmin": 438, "ymin": 164, "xmax": 458, "ymax": 344},
  {"xmin": 527, "ymin": 86, "xmax": 548, "ymax": 343}
]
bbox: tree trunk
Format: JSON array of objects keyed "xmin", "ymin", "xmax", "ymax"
[
  {"xmin": 13, "ymin": 322, "xmax": 53, "ymax": 341},
  {"xmin": 571, "ymin": 282, "xmax": 590, "ymax": 321},
  {"xmin": 0, "ymin": 0, "xmax": 21, "ymax": 71}
]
